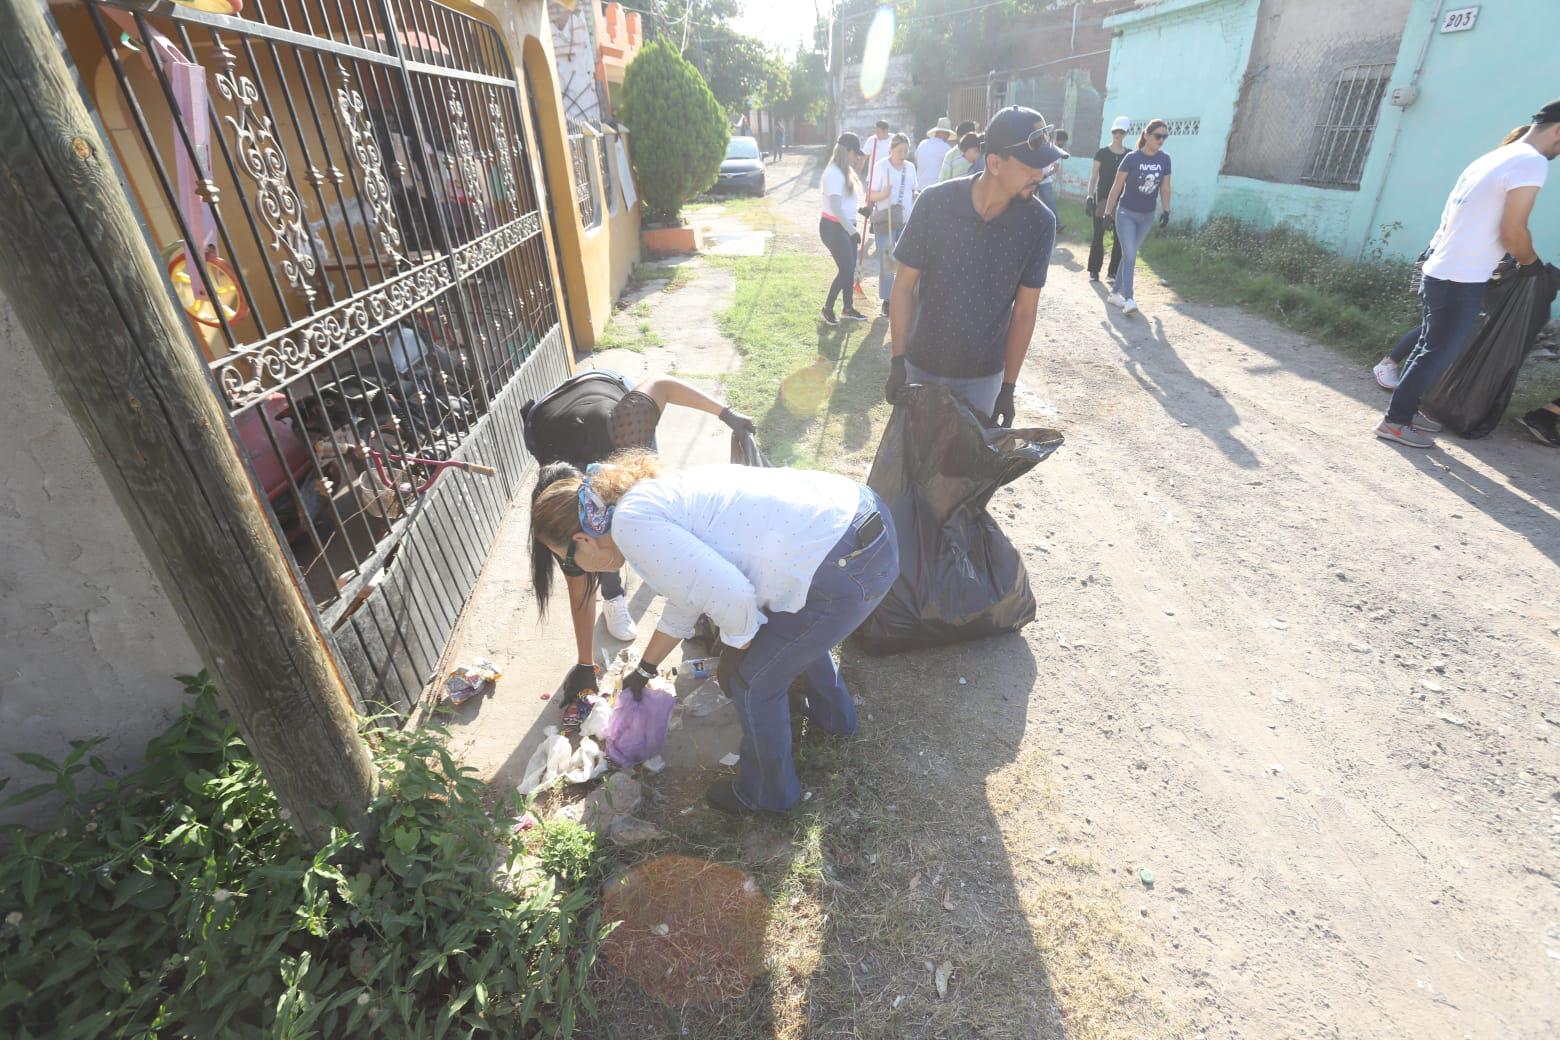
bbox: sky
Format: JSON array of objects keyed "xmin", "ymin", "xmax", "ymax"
[{"xmin": 732, "ymin": 0, "xmax": 823, "ymax": 58}]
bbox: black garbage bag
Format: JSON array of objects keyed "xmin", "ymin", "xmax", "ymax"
[
  {"xmin": 857, "ymin": 383, "xmax": 1064, "ymax": 656},
  {"xmin": 1422, "ymin": 260, "xmax": 1560, "ymax": 438},
  {"xmin": 729, "ymin": 428, "xmax": 773, "ymax": 467}
]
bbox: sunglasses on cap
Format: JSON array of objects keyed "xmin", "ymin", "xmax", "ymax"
[{"xmin": 1002, "ymin": 122, "xmax": 1054, "ymax": 154}]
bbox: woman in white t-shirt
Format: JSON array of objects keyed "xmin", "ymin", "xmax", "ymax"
[
  {"xmin": 868, "ymin": 132, "xmax": 918, "ymax": 318},
  {"xmin": 819, "ymin": 132, "xmax": 868, "ymax": 326}
]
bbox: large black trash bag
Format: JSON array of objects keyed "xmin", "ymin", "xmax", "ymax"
[
  {"xmin": 857, "ymin": 383, "xmax": 1064, "ymax": 656},
  {"xmin": 1422, "ymin": 260, "xmax": 1560, "ymax": 438}
]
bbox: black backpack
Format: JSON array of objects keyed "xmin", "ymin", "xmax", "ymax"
[{"xmin": 520, "ymin": 370, "xmax": 631, "ymax": 469}]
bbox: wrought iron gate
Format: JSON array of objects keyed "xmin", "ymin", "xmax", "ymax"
[{"xmin": 65, "ymin": 0, "xmax": 571, "ymax": 713}]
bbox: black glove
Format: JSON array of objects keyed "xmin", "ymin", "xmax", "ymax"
[
  {"xmin": 1158, "ymin": 211, "xmax": 1170, "ymax": 229},
  {"xmin": 990, "ymin": 382, "xmax": 1017, "ymax": 429},
  {"xmin": 718, "ymin": 407, "xmax": 755, "ymax": 434},
  {"xmin": 884, "ymin": 355, "xmax": 908, "ymax": 404},
  {"xmin": 621, "ymin": 660, "xmax": 657, "ymax": 701},
  {"xmin": 1084, "ymin": 194, "xmax": 1096, "ymax": 217},
  {"xmin": 562, "ymin": 663, "xmax": 598, "ymax": 703},
  {"xmin": 1102, "ymin": 211, "xmax": 1115, "ymax": 228}
]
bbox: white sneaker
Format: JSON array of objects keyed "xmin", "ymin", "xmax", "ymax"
[
  {"xmin": 1372, "ymin": 357, "xmax": 1400, "ymax": 391},
  {"xmin": 602, "ymin": 595, "xmax": 637, "ymax": 641},
  {"xmin": 1121, "ymin": 298, "xmax": 1138, "ymax": 315},
  {"xmin": 1107, "ymin": 292, "xmax": 1126, "ymax": 309}
]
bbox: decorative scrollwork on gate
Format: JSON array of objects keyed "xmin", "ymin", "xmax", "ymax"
[
  {"xmin": 213, "ymin": 42, "xmax": 317, "ymax": 302},
  {"xmin": 214, "ymin": 259, "xmax": 454, "ymax": 404},
  {"xmin": 446, "ymin": 85, "xmax": 488, "ymax": 233},
  {"xmin": 487, "ymin": 88, "xmax": 519, "ymax": 205},
  {"xmin": 336, "ymin": 67, "xmax": 407, "ymax": 266}
]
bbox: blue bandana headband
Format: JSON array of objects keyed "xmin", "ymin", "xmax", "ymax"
[{"xmin": 577, "ymin": 463, "xmax": 614, "ymax": 536}]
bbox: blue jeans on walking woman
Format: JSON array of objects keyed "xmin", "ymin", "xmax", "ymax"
[
  {"xmin": 1386, "ymin": 276, "xmax": 1487, "ymax": 424},
  {"xmin": 1113, "ymin": 207, "xmax": 1155, "ymax": 301},
  {"xmin": 877, "ymin": 225, "xmax": 904, "ymax": 303},
  {"xmin": 819, "ymin": 217, "xmax": 857, "ymax": 313},
  {"xmin": 718, "ymin": 489, "xmax": 899, "ymax": 812}
]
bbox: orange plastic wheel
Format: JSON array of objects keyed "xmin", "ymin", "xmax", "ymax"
[{"xmin": 166, "ymin": 246, "xmax": 248, "ymax": 328}]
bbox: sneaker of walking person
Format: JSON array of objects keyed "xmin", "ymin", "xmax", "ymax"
[
  {"xmin": 1374, "ymin": 419, "xmax": 1435, "ymax": 448},
  {"xmin": 881, "ymin": 106, "xmax": 1062, "ymax": 428},
  {"xmin": 602, "ymin": 594, "xmax": 637, "ymax": 641},
  {"xmin": 1516, "ymin": 398, "xmax": 1560, "ymax": 445},
  {"xmin": 1107, "ymin": 291, "xmax": 1126, "ymax": 309},
  {"xmin": 1121, "ymin": 298, "xmax": 1138, "ymax": 315},
  {"xmin": 1372, "ymin": 356, "xmax": 1401, "ymax": 390},
  {"xmin": 1374, "ymin": 100, "xmax": 1560, "ymax": 444}
]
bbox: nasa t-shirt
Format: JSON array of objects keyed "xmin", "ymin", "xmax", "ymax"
[{"xmin": 1118, "ymin": 149, "xmax": 1171, "ymax": 213}]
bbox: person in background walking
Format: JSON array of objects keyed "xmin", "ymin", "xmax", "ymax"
[
  {"xmin": 915, "ymin": 117, "xmax": 955, "ymax": 192},
  {"xmin": 883, "ymin": 106, "xmax": 1062, "ymax": 425},
  {"xmin": 859, "ymin": 120, "xmax": 893, "ymax": 274},
  {"xmin": 819, "ymin": 132, "xmax": 869, "ymax": 325},
  {"xmin": 1517, "ymin": 398, "xmax": 1560, "ymax": 446},
  {"xmin": 1035, "ymin": 130, "xmax": 1069, "ymax": 230},
  {"xmin": 529, "ymin": 453, "xmax": 898, "ymax": 815},
  {"xmin": 1086, "ymin": 116, "xmax": 1131, "ymax": 284},
  {"xmin": 1371, "ymin": 100, "xmax": 1558, "ymax": 448},
  {"xmin": 1373, "ymin": 120, "xmax": 1547, "ymax": 389},
  {"xmin": 1102, "ymin": 118, "xmax": 1172, "ymax": 316},
  {"xmin": 870, "ymin": 132, "xmax": 918, "ymax": 318},
  {"xmin": 774, "ymin": 122, "xmax": 785, "ymax": 160},
  {"xmin": 940, "ymin": 120, "xmax": 980, "ymax": 181}
]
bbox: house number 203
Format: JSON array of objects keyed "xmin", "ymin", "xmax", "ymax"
[{"xmin": 1439, "ymin": 6, "xmax": 1479, "ymax": 33}]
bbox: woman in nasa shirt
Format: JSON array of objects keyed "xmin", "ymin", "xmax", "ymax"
[{"xmin": 1103, "ymin": 118, "xmax": 1173, "ymax": 315}]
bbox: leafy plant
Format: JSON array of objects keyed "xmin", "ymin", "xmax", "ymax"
[
  {"xmin": 538, "ymin": 821, "xmax": 603, "ymax": 890},
  {"xmin": 621, "ymin": 40, "xmax": 729, "ymax": 225},
  {"xmin": 0, "ymin": 673, "xmax": 607, "ymax": 1039}
]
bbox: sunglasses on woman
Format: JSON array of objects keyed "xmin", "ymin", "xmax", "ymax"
[{"xmin": 1150, "ymin": 132, "xmax": 1168, "ymax": 140}]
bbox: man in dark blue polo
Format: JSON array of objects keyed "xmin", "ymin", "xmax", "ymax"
[{"xmin": 883, "ymin": 106, "xmax": 1061, "ymax": 426}]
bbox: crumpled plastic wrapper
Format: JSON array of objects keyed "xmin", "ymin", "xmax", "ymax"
[{"xmin": 444, "ymin": 656, "xmax": 501, "ymax": 705}]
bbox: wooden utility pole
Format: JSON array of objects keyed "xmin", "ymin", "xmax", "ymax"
[{"xmin": 0, "ymin": 0, "xmax": 375, "ymax": 847}]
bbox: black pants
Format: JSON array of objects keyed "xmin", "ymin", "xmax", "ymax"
[
  {"xmin": 819, "ymin": 217, "xmax": 856, "ymax": 312},
  {"xmin": 1088, "ymin": 215, "xmax": 1122, "ymax": 279}
]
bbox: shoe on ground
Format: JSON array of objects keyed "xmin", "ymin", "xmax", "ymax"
[
  {"xmin": 1372, "ymin": 357, "xmax": 1400, "ymax": 391},
  {"xmin": 841, "ymin": 308, "xmax": 869, "ymax": 322},
  {"xmin": 1121, "ymin": 298, "xmax": 1139, "ymax": 315},
  {"xmin": 1516, "ymin": 408, "xmax": 1560, "ymax": 446},
  {"xmin": 1374, "ymin": 419, "xmax": 1434, "ymax": 448},
  {"xmin": 705, "ymin": 779, "xmax": 760, "ymax": 816},
  {"xmin": 880, "ymin": 300, "xmax": 889, "ymax": 317},
  {"xmin": 1411, "ymin": 412, "xmax": 1442, "ymax": 434},
  {"xmin": 1088, "ymin": 272, "xmax": 1100, "ymax": 283},
  {"xmin": 819, "ymin": 306, "xmax": 838, "ymax": 327},
  {"xmin": 1107, "ymin": 292, "xmax": 1126, "ymax": 309},
  {"xmin": 602, "ymin": 595, "xmax": 638, "ymax": 641}
]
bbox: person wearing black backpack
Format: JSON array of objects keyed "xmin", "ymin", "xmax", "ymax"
[{"xmin": 523, "ymin": 372, "xmax": 753, "ymax": 726}]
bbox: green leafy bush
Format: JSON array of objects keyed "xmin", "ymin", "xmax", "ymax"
[
  {"xmin": 537, "ymin": 821, "xmax": 603, "ymax": 890},
  {"xmin": 621, "ymin": 39, "xmax": 729, "ymax": 225},
  {"xmin": 0, "ymin": 674, "xmax": 606, "ymax": 1039}
]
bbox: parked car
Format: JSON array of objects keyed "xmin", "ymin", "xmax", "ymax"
[{"xmin": 714, "ymin": 136, "xmax": 765, "ymax": 196}]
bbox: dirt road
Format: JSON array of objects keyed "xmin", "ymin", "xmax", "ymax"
[{"xmin": 739, "ymin": 149, "xmax": 1560, "ymax": 1038}]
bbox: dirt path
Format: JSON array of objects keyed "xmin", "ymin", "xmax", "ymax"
[{"xmin": 744, "ymin": 149, "xmax": 1560, "ymax": 1038}]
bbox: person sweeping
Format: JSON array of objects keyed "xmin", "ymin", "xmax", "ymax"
[{"xmin": 529, "ymin": 453, "xmax": 898, "ymax": 815}]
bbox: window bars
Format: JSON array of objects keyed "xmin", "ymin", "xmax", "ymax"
[
  {"xmin": 1301, "ymin": 63, "xmax": 1393, "ymax": 189},
  {"xmin": 568, "ymin": 132, "xmax": 599, "ymax": 227}
]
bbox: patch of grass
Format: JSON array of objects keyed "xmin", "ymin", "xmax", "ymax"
[
  {"xmin": 626, "ymin": 261, "xmax": 692, "ymax": 293},
  {"xmin": 709, "ymin": 250, "xmax": 892, "ymax": 473},
  {"xmin": 594, "ymin": 316, "xmax": 663, "ymax": 354},
  {"xmin": 1053, "ymin": 196, "xmax": 1560, "ymax": 417},
  {"xmin": 699, "ymin": 194, "xmax": 780, "ymax": 229}
]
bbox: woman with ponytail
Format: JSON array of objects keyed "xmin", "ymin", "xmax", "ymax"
[
  {"xmin": 530, "ymin": 453, "xmax": 899, "ymax": 815},
  {"xmin": 1103, "ymin": 118, "xmax": 1173, "ymax": 315},
  {"xmin": 819, "ymin": 132, "xmax": 870, "ymax": 325}
]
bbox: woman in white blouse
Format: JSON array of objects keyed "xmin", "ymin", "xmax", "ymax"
[
  {"xmin": 530, "ymin": 452, "xmax": 899, "ymax": 814},
  {"xmin": 867, "ymin": 132, "xmax": 917, "ymax": 318}
]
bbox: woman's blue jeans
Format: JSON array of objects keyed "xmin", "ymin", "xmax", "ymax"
[
  {"xmin": 1385, "ymin": 276, "xmax": 1487, "ymax": 424},
  {"xmin": 1113, "ymin": 207, "xmax": 1155, "ymax": 301},
  {"xmin": 876, "ymin": 225, "xmax": 904, "ymax": 302},
  {"xmin": 717, "ymin": 490, "xmax": 899, "ymax": 812}
]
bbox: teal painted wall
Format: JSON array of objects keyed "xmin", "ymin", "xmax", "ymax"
[
  {"xmin": 1209, "ymin": 176, "xmax": 1356, "ymax": 246},
  {"xmin": 1099, "ymin": 0, "xmax": 1261, "ymax": 221},
  {"xmin": 1354, "ymin": 0, "xmax": 1560, "ymax": 264}
]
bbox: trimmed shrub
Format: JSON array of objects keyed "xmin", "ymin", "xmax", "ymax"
[
  {"xmin": 621, "ymin": 40, "xmax": 729, "ymax": 225},
  {"xmin": 0, "ymin": 673, "xmax": 607, "ymax": 1039}
]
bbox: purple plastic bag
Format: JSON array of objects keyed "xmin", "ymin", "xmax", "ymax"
[{"xmin": 605, "ymin": 681, "xmax": 677, "ymax": 767}]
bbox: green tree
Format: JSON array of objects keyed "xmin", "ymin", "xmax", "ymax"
[
  {"xmin": 621, "ymin": 39, "xmax": 730, "ymax": 225},
  {"xmin": 773, "ymin": 49, "xmax": 829, "ymax": 127}
]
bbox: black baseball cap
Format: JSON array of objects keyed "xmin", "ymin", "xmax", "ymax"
[
  {"xmin": 982, "ymin": 106, "xmax": 1068, "ymax": 169},
  {"xmin": 837, "ymin": 131, "xmax": 863, "ymax": 154},
  {"xmin": 1533, "ymin": 98, "xmax": 1560, "ymax": 125}
]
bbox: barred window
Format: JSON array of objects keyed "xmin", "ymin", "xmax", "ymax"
[
  {"xmin": 1301, "ymin": 64, "xmax": 1393, "ymax": 189},
  {"xmin": 569, "ymin": 133, "xmax": 599, "ymax": 228}
]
